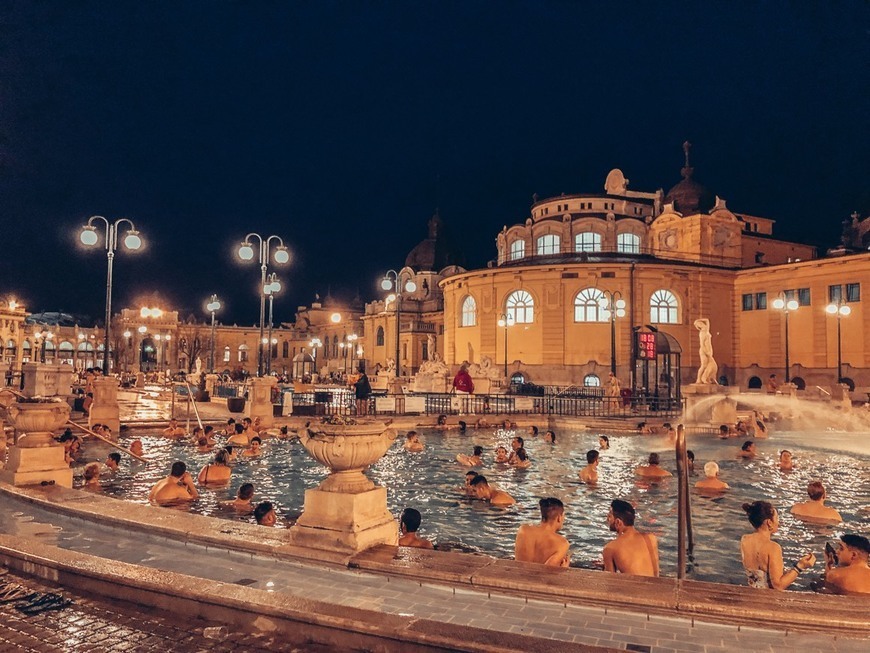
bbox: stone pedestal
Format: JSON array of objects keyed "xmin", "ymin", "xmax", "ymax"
[
  {"xmin": 248, "ymin": 376, "xmax": 277, "ymax": 428},
  {"xmin": 22, "ymin": 363, "xmax": 73, "ymax": 397},
  {"xmin": 683, "ymin": 383, "xmax": 739, "ymax": 426},
  {"xmin": 290, "ymin": 422, "xmax": 398, "ymax": 555},
  {"xmin": 0, "ymin": 401, "xmax": 73, "ymax": 488},
  {"xmin": 89, "ymin": 376, "xmax": 120, "ymax": 435},
  {"xmin": 388, "ymin": 378, "xmax": 404, "ymax": 396}
]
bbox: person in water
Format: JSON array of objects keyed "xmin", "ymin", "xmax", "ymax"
[
  {"xmin": 578, "ymin": 450, "xmax": 599, "ymax": 484},
  {"xmin": 398, "ymin": 508, "xmax": 434, "ymax": 549},
  {"xmin": 695, "ymin": 461, "xmax": 729, "ymax": 492},
  {"xmin": 603, "ymin": 499, "xmax": 659, "ymax": 577},
  {"xmin": 470, "ymin": 475, "xmax": 515, "ymax": 506},
  {"xmin": 404, "ymin": 431, "xmax": 424, "ymax": 452},
  {"xmin": 514, "ymin": 498, "xmax": 570, "ymax": 567},
  {"xmin": 635, "ymin": 452, "xmax": 672, "ymax": 478},
  {"xmin": 149, "ymin": 461, "xmax": 199, "ymax": 504},
  {"xmin": 740, "ymin": 500, "xmax": 815, "ymax": 590},
  {"xmin": 457, "ymin": 445, "xmax": 483, "ymax": 466},
  {"xmin": 791, "ymin": 481, "xmax": 842, "ymax": 523},
  {"xmin": 825, "ymin": 534, "xmax": 870, "ymax": 595}
]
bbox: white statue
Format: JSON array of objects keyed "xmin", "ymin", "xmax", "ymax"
[
  {"xmin": 384, "ymin": 358, "xmax": 396, "ymax": 374},
  {"xmin": 694, "ymin": 318, "xmax": 718, "ymax": 384},
  {"xmin": 194, "ymin": 357, "xmax": 203, "ymax": 377},
  {"xmin": 427, "ymin": 333, "xmax": 436, "ymax": 359}
]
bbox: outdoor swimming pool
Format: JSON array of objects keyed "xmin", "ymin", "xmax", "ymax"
[{"xmin": 82, "ymin": 425, "xmax": 869, "ymax": 588}]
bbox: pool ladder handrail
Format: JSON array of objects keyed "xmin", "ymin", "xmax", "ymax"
[{"xmin": 675, "ymin": 424, "xmax": 694, "ymax": 579}]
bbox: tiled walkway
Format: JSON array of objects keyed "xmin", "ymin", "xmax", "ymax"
[{"xmin": 1, "ymin": 498, "xmax": 867, "ymax": 653}]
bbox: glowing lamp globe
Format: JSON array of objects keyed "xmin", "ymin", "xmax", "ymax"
[
  {"xmin": 123, "ymin": 231, "xmax": 142, "ymax": 250},
  {"xmin": 380, "ymin": 278, "xmax": 393, "ymax": 291},
  {"xmin": 238, "ymin": 242, "xmax": 255, "ymax": 260},
  {"xmin": 80, "ymin": 227, "xmax": 99, "ymax": 246},
  {"xmin": 274, "ymin": 247, "xmax": 290, "ymax": 264},
  {"xmin": 404, "ymin": 280, "xmax": 417, "ymax": 293}
]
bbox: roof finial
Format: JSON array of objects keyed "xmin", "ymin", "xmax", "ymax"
[{"xmin": 683, "ymin": 140, "xmax": 692, "ymax": 167}]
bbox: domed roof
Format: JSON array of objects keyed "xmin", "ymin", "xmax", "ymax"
[
  {"xmin": 664, "ymin": 142, "xmax": 715, "ymax": 215},
  {"xmin": 404, "ymin": 211, "xmax": 466, "ymax": 271}
]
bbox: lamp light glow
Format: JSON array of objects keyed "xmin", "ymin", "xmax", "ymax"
[
  {"xmin": 238, "ymin": 242, "xmax": 255, "ymax": 260},
  {"xmin": 123, "ymin": 230, "xmax": 142, "ymax": 250},
  {"xmin": 80, "ymin": 226, "xmax": 98, "ymax": 246}
]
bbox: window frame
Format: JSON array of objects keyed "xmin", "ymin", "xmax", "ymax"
[
  {"xmin": 575, "ymin": 231, "xmax": 602, "ymax": 253},
  {"xmin": 536, "ymin": 234, "xmax": 561, "ymax": 256},
  {"xmin": 650, "ymin": 289, "xmax": 679, "ymax": 324},
  {"xmin": 506, "ymin": 290, "xmax": 535, "ymax": 324},
  {"xmin": 574, "ymin": 288, "xmax": 608, "ymax": 322},
  {"xmin": 461, "ymin": 295, "xmax": 477, "ymax": 327}
]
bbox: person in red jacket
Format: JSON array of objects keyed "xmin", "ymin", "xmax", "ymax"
[{"xmin": 452, "ymin": 364, "xmax": 474, "ymax": 394}]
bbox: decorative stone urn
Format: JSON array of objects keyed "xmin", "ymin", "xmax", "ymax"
[
  {"xmin": 0, "ymin": 399, "xmax": 72, "ymax": 487},
  {"xmin": 290, "ymin": 420, "xmax": 398, "ymax": 555}
]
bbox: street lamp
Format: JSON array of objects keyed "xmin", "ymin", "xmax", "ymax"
[
  {"xmin": 772, "ymin": 293, "xmax": 799, "ymax": 383},
  {"xmin": 309, "ymin": 337, "xmax": 322, "ymax": 377},
  {"xmin": 236, "ymin": 233, "xmax": 291, "ymax": 376},
  {"xmin": 36, "ymin": 330, "xmax": 54, "ymax": 364},
  {"xmin": 264, "ymin": 274, "xmax": 281, "ymax": 375},
  {"xmin": 598, "ymin": 291, "xmax": 627, "ymax": 375},
  {"xmin": 496, "ymin": 313, "xmax": 514, "ymax": 379},
  {"xmin": 381, "ymin": 270, "xmax": 417, "ymax": 377},
  {"xmin": 122, "ymin": 330, "xmax": 132, "ymax": 372},
  {"xmin": 825, "ymin": 299, "xmax": 852, "ymax": 383},
  {"xmin": 205, "ymin": 294, "xmax": 221, "ymax": 373},
  {"xmin": 347, "ymin": 333, "xmax": 358, "ymax": 373},
  {"xmin": 79, "ymin": 216, "xmax": 144, "ymax": 375}
]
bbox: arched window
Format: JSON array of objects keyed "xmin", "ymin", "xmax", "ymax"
[
  {"xmin": 223, "ymin": 346, "xmax": 231, "ymax": 363},
  {"xmin": 650, "ymin": 290, "xmax": 678, "ymax": 324},
  {"xmin": 376, "ymin": 327, "xmax": 385, "ymax": 346},
  {"xmin": 510, "ymin": 372, "xmax": 525, "ymax": 385},
  {"xmin": 238, "ymin": 344, "xmax": 249, "ymax": 362},
  {"xmin": 536, "ymin": 234, "xmax": 560, "ymax": 255},
  {"xmin": 584, "ymin": 374, "xmax": 601, "ymax": 387},
  {"xmin": 282, "ymin": 341, "xmax": 289, "ymax": 358},
  {"xmin": 461, "ymin": 296, "xmax": 477, "ymax": 327},
  {"xmin": 332, "ymin": 335, "xmax": 338, "ymax": 357},
  {"xmin": 617, "ymin": 233, "xmax": 641, "ymax": 254},
  {"xmin": 506, "ymin": 290, "xmax": 534, "ymax": 324},
  {"xmin": 574, "ymin": 288, "xmax": 607, "ymax": 322},
  {"xmin": 510, "ymin": 240, "xmax": 525, "ymax": 261},
  {"xmin": 574, "ymin": 232, "xmax": 601, "ymax": 252}
]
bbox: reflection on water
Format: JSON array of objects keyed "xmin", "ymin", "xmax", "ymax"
[{"xmin": 69, "ymin": 427, "xmax": 870, "ymax": 588}]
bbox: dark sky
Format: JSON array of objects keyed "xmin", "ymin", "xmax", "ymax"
[{"xmin": 1, "ymin": 1, "xmax": 868, "ymax": 325}]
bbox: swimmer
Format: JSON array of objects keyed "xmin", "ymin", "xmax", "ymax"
[
  {"xmin": 635, "ymin": 452, "xmax": 672, "ymax": 478},
  {"xmin": 528, "ymin": 425, "xmax": 539, "ymax": 437},
  {"xmin": 162, "ymin": 418, "xmax": 186, "ymax": 439},
  {"xmin": 203, "ymin": 425, "xmax": 217, "ymax": 444},
  {"xmin": 718, "ymin": 424, "xmax": 732, "ymax": 439},
  {"xmin": 738, "ymin": 441, "xmax": 756, "ymax": 459},
  {"xmin": 470, "ymin": 474, "xmax": 515, "ymax": 506},
  {"xmin": 222, "ymin": 418, "xmax": 236, "ymax": 436},
  {"xmin": 637, "ymin": 422, "xmax": 652, "ymax": 435},
  {"xmin": 458, "ymin": 420, "xmax": 467, "ymax": 434},
  {"xmin": 544, "ymin": 430, "xmax": 556, "ymax": 444},
  {"xmin": 461, "ymin": 471, "xmax": 479, "ymax": 496},
  {"xmin": 404, "ymin": 431, "xmax": 424, "ymax": 452},
  {"xmin": 104, "ymin": 452, "xmax": 121, "ymax": 472},
  {"xmin": 149, "ymin": 461, "xmax": 199, "ymax": 504},
  {"xmin": 514, "ymin": 497, "xmax": 570, "ymax": 567},
  {"xmin": 779, "ymin": 450, "xmax": 794, "ymax": 471},
  {"xmin": 512, "ymin": 448, "xmax": 531, "ymax": 469},
  {"xmin": 494, "ymin": 446, "xmax": 509, "ymax": 463},
  {"xmin": 825, "ymin": 534, "xmax": 870, "ymax": 595},
  {"xmin": 791, "ymin": 481, "xmax": 842, "ymax": 523},
  {"xmin": 254, "ymin": 501, "xmax": 277, "ymax": 527},
  {"xmin": 197, "ymin": 449, "xmax": 232, "ymax": 485},
  {"xmin": 578, "ymin": 450, "xmax": 599, "ymax": 484},
  {"xmin": 398, "ymin": 508, "xmax": 434, "ymax": 549},
  {"xmin": 130, "ymin": 439, "xmax": 144, "ymax": 457},
  {"xmin": 196, "ymin": 435, "xmax": 213, "ymax": 453},
  {"xmin": 603, "ymin": 499, "xmax": 659, "ymax": 577},
  {"xmin": 226, "ymin": 482, "xmax": 255, "ymax": 512},
  {"xmin": 457, "ymin": 445, "xmax": 484, "ymax": 466},
  {"xmin": 82, "ymin": 462, "xmax": 102, "ymax": 491},
  {"xmin": 475, "ymin": 417, "xmax": 490, "ymax": 429},
  {"xmin": 686, "ymin": 450, "xmax": 695, "ymax": 474},
  {"xmin": 599, "ymin": 435, "xmax": 610, "ymax": 450},
  {"xmin": 507, "ymin": 436, "xmax": 524, "ymax": 464},
  {"xmin": 244, "ymin": 436, "xmax": 263, "ymax": 457},
  {"xmin": 435, "ymin": 414, "xmax": 450, "ymax": 430},
  {"xmin": 241, "ymin": 417, "xmax": 256, "ymax": 440},
  {"xmin": 695, "ymin": 461, "xmax": 729, "ymax": 492},
  {"xmin": 227, "ymin": 423, "xmax": 248, "ymax": 447},
  {"xmin": 740, "ymin": 501, "xmax": 815, "ymax": 589}
]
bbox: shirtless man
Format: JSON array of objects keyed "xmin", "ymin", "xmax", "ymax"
[
  {"xmin": 227, "ymin": 423, "xmax": 249, "ymax": 447},
  {"xmin": 149, "ymin": 461, "xmax": 199, "ymax": 504},
  {"xmin": 398, "ymin": 508, "xmax": 434, "ymax": 549},
  {"xmin": 738, "ymin": 440, "xmax": 757, "ymax": 459},
  {"xmin": 635, "ymin": 453, "xmax": 672, "ymax": 478},
  {"xmin": 130, "ymin": 439, "xmax": 144, "ymax": 457},
  {"xmin": 227, "ymin": 482, "xmax": 255, "ymax": 512},
  {"xmin": 241, "ymin": 417, "xmax": 256, "ymax": 441},
  {"xmin": 791, "ymin": 481, "xmax": 842, "ymax": 523},
  {"xmin": 603, "ymin": 499, "xmax": 659, "ymax": 577},
  {"xmin": 695, "ymin": 461, "xmax": 729, "ymax": 491},
  {"xmin": 826, "ymin": 534, "xmax": 870, "ymax": 595},
  {"xmin": 507, "ymin": 436, "xmax": 524, "ymax": 464},
  {"xmin": 404, "ymin": 431, "xmax": 424, "ymax": 452},
  {"xmin": 515, "ymin": 498, "xmax": 570, "ymax": 567},
  {"xmin": 461, "ymin": 471, "xmax": 479, "ymax": 496},
  {"xmin": 457, "ymin": 445, "xmax": 483, "ymax": 466},
  {"xmin": 528, "ymin": 426, "xmax": 539, "ymax": 438},
  {"xmin": 254, "ymin": 501, "xmax": 277, "ymax": 526},
  {"xmin": 470, "ymin": 475, "xmax": 515, "ymax": 506},
  {"xmin": 544, "ymin": 430, "xmax": 556, "ymax": 444},
  {"xmin": 162, "ymin": 418, "xmax": 186, "ymax": 439},
  {"xmin": 579, "ymin": 450, "xmax": 599, "ymax": 484},
  {"xmin": 82, "ymin": 462, "xmax": 102, "ymax": 491},
  {"xmin": 244, "ymin": 436, "xmax": 263, "ymax": 457},
  {"xmin": 104, "ymin": 452, "xmax": 121, "ymax": 472}
]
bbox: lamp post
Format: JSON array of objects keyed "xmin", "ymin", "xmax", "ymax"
[
  {"xmin": 598, "ymin": 290, "xmax": 627, "ymax": 375},
  {"xmin": 237, "ymin": 233, "xmax": 290, "ymax": 377},
  {"xmin": 205, "ymin": 295, "xmax": 221, "ymax": 373},
  {"xmin": 264, "ymin": 274, "xmax": 281, "ymax": 375},
  {"xmin": 496, "ymin": 313, "xmax": 513, "ymax": 379},
  {"xmin": 79, "ymin": 216, "xmax": 144, "ymax": 375},
  {"xmin": 122, "ymin": 330, "xmax": 132, "ymax": 372},
  {"xmin": 381, "ymin": 270, "xmax": 417, "ymax": 377},
  {"xmin": 36, "ymin": 330, "xmax": 54, "ymax": 364},
  {"xmin": 772, "ymin": 293, "xmax": 799, "ymax": 383},
  {"xmin": 347, "ymin": 333, "xmax": 358, "ymax": 373},
  {"xmin": 309, "ymin": 337, "xmax": 322, "ymax": 379},
  {"xmin": 825, "ymin": 299, "xmax": 851, "ymax": 383}
]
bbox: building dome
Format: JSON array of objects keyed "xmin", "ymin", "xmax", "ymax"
[
  {"xmin": 664, "ymin": 142, "xmax": 715, "ymax": 215},
  {"xmin": 404, "ymin": 211, "xmax": 466, "ymax": 271}
]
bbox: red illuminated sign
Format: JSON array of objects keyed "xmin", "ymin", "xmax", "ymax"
[{"xmin": 637, "ymin": 333, "xmax": 657, "ymax": 359}]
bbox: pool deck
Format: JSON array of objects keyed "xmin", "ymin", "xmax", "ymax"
[{"xmin": 1, "ymin": 482, "xmax": 867, "ymax": 652}]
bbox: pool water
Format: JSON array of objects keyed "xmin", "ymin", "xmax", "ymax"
[{"xmin": 81, "ymin": 426, "xmax": 870, "ymax": 588}]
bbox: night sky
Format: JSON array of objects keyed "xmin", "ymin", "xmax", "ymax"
[{"xmin": 1, "ymin": 1, "xmax": 868, "ymax": 325}]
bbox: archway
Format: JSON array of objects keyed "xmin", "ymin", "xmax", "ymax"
[
  {"xmin": 633, "ymin": 327, "xmax": 682, "ymax": 405},
  {"xmin": 747, "ymin": 376, "xmax": 762, "ymax": 389},
  {"xmin": 140, "ymin": 337, "xmax": 158, "ymax": 372}
]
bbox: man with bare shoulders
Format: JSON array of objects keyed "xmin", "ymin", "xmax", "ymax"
[
  {"xmin": 826, "ymin": 534, "xmax": 870, "ymax": 595},
  {"xmin": 398, "ymin": 508, "xmax": 434, "ymax": 549},
  {"xmin": 603, "ymin": 499, "xmax": 659, "ymax": 577},
  {"xmin": 791, "ymin": 481, "xmax": 842, "ymax": 523},
  {"xmin": 162, "ymin": 418, "xmax": 186, "ymax": 439},
  {"xmin": 515, "ymin": 498, "xmax": 570, "ymax": 567},
  {"xmin": 695, "ymin": 461, "xmax": 729, "ymax": 492},
  {"xmin": 635, "ymin": 452, "xmax": 672, "ymax": 478},
  {"xmin": 470, "ymin": 474, "xmax": 515, "ymax": 506},
  {"xmin": 579, "ymin": 450, "xmax": 599, "ymax": 484},
  {"xmin": 149, "ymin": 461, "xmax": 199, "ymax": 504}
]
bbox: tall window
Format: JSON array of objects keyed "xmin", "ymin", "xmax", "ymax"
[
  {"xmin": 574, "ymin": 288, "xmax": 607, "ymax": 322},
  {"xmin": 510, "ymin": 240, "xmax": 525, "ymax": 261},
  {"xmin": 650, "ymin": 290, "xmax": 678, "ymax": 324},
  {"xmin": 536, "ymin": 234, "xmax": 560, "ymax": 255},
  {"xmin": 223, "ymin": 346, "xmax": 230, "ymax": 363},
  {"xmin": 506, "ymin": 290, "xmax": 534, "ymax": 324},
  {"xmin": 238, "ymin": 344, "xmax": 248, "ymax": 362},
  {"xmin": 376, "ymin": 327, "xmax": 385, "ymax": 346},
  {"xmin": 282, "ymin": 341, "xmax": 289, "ymax": 358},
  {"xmin": 617, "ymin": 233, "xmax": 640, "ymax": 253},
  {"xmin": 575, "ymin": 232, "xmax": 602, "ymax": 253},
  {"xmin": 461, "ymin": 296, "xmax": 477, "ymax": 327},
  {"xmin": 332, "ymin": 335, "xmax": 338, "ymax": 357}
]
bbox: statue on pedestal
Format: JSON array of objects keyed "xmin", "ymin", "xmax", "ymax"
[{"xmin": 694, "ymin": 318, "xmax": 718, "ymax": 384}]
